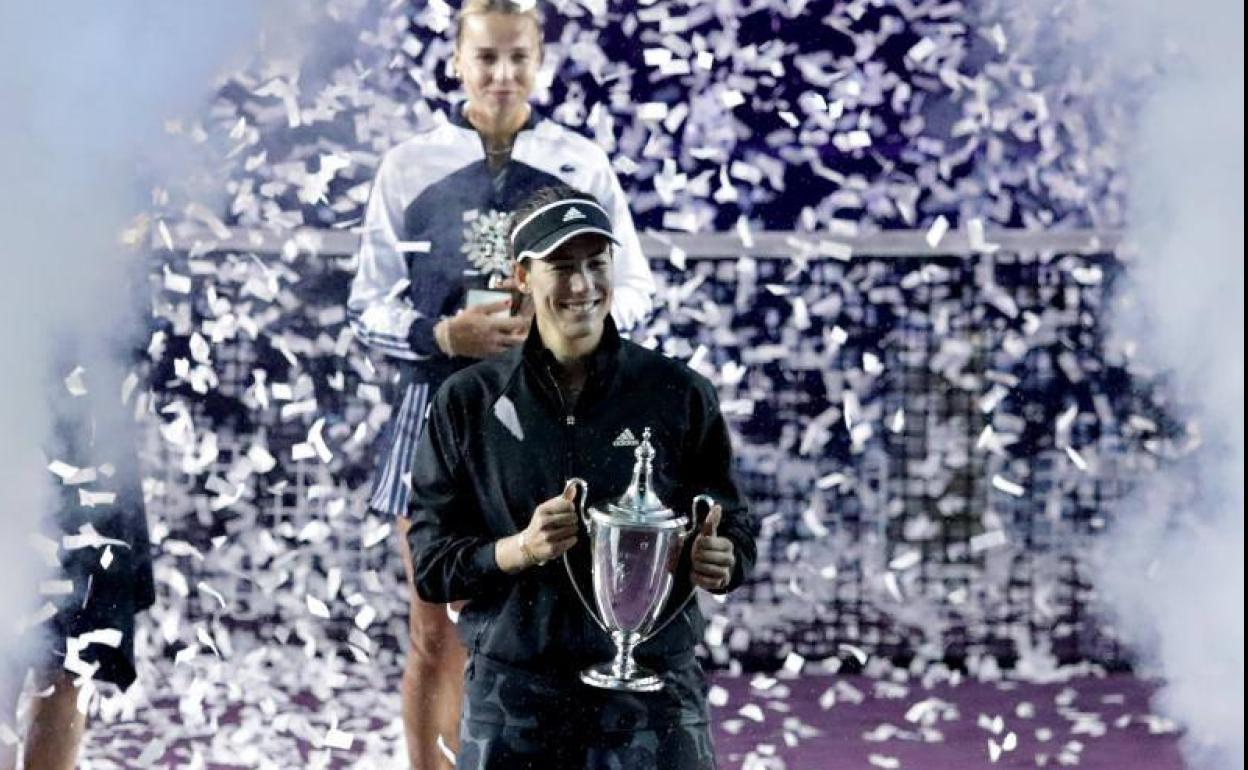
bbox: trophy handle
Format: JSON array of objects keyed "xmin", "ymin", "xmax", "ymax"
[
  {"xmin": 689, "ymin": 494, "xmax": 716, "ymax": 538},
  {"xmin": 560, "ymin": 478, "xmax": 608, "ymax": 633},
  {"xmin": 565, "ymin": 478, "xmax": 590, "ymax": 530},
  {"xmin": 636, "ymin": 493, "xmax": 720, "ymax": 647}
]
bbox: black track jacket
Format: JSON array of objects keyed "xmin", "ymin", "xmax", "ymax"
[{"xmin": 407, "ymin": 318, "xmax": 757, "ymax": 673}]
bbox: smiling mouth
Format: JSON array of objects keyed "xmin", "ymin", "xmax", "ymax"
[{"xmin": 558, "ymin": 298, "xmax": 602, "ymax": 314}]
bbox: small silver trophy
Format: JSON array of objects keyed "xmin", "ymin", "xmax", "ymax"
[
  {"xmin": 564, "ymin": 428, "xmax": 714, "ymax": 692},
  {"xmin": 462, "ymin": 208, "xmax": 514, "ymax": 316}
]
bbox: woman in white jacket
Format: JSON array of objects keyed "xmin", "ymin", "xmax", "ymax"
[{"xmin": 347, "ymin": 2, "xmax": 653, "ymax": 767}]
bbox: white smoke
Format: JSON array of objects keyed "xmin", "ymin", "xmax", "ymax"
[
  {"xmin": 1094, "ymin": 2, "xmax": 1245, "ymax": 769},
  {"xmin": 0, "ymin": 0, "xmax": 260, "ymax": 730}
]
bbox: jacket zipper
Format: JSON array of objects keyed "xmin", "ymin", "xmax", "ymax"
[
  {"xmin": 541, "ymin": 363, "xmax": 577, "ymax": 427},
  {"xmin": 540, "ymin": 363, "xmax": 579, "ymax": 509}
]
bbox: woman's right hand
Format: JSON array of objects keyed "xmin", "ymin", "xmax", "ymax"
[
  {"xmin": 496, "ymin": 486, "xmax": 580, "ymax": 573},
  {"xmin": 520, "ymin": 487, "xmax": 580, "ymax": 566},
  {"xmin": 440, "ymin": 300, "xmax": 530, "ymax": 358}
]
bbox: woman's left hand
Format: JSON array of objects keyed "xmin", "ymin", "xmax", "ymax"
[
  {"xmin": 691, "ymin": 504, "xmax": 734, "ymax": 591},
  {"xmin": 493, "ymin": 275, "xmax": 535, "ymax": 319}
]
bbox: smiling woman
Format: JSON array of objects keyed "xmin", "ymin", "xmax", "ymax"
[
  {"xmin": 454, "ymin": 1, "xmax": 543, "ymax": 158},
  {"xmin": 405, "ymin": 183, "xmax": 756, "ymax": 770},
  {"xmin": 511, "ymin": 186, "xmax": 619, "ymax": 364},
  {"xmin": 520, "ymin": 236, "xmax": 614, "ymax": 360}
]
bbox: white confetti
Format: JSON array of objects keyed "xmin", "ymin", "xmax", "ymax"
[
  {"xmin": 991, "ymin": 475, "xmax": 1025, "ymax": 497},
  {"xmin": 248, "ymin": 443, "xmax": 278, "ymax": 473},
  {"xmin": 306, "ymin": 595, "xmax": 331, "ymax": 619},
  {"xmin": 1065, "ymin": 445, "xmax": 1089, "ymax": 471},
  {"xmin": 907, "ymin": 37, "xmax": 937, "ymax": 63},
  {"xmin": 162, "ymin": 264, "xmax": 192, "ymax": 294},
  {"xmin": 78, "ymin": 489, "xmax": 117, "ymax": 507},
  {"xmin": 839, "ymin": 644, "xmax": 869, "ymax": 666},
  {"xmin": 889, "ymin": 550, "xmax": 921, "ymax": 571},
  {"xmin": 63, "ymin": 523, "xmax": 127, "ymax": 551},
  {"xmin": 64, "ymin": 366, "xmax": 88, "ymax": 396},
  {"xmin": 354, "ymin": 604, "xmax": 376, "ymax": 630},
  {"xmin": 197, "ymin": 581, "xmax": 228, "ymax": 610},
  {"xmin": 48, "ymin": 460, "xmax": 95, "ymax": 485},
  {"xmin": 988, "ymin": 738, "xmax": 1002, "ymax": 762},
  {"xmin": 971, "ymin": 530, "xmax": 1009, "ymax": 553},
  {"xmin": 363, "ymin": 522, "xmax": 392, "ymax": 549},
  {"xmin": 925, "ymin": 215, "xmax": 950, "ymax": 249},
  {"xmin": 308, "ymin": 417, "xmax": 334, "ymax": 464},
  {"xmin": 323, "ymin": 727, "xmax": 354, "ymax": 750}
]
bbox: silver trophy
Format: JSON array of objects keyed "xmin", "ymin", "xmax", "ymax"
[
  {"xmin": 462, "ymin": 209, "xmax": 516, "ymax": 316},
  {"xmin": 564, "ymin": 428, "xmax": 714, "ymax": 692}
]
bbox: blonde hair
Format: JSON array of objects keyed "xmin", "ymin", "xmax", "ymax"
[{"xmin": 454, "ymin": 0, "xmax": 545, "ymax": 47}]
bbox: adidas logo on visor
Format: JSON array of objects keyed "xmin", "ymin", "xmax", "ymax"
[
  {"xmin": 613, "ymin": 428, "xmax": 640, "ymax": 447},
  {"xmin": 510, "ymin": 197, "xmax": 617, "ymax": 258}
]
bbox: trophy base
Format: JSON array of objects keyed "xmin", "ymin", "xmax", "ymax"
[{"xmin": 580, "ymin": 662, "xmax": 664, "ymax": 692}]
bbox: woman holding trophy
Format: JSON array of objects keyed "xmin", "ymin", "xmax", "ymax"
[
  {"xmin": 347, "ymin": 2, "xmax": 653, "ymax": 767},
  {"xmin": 407, "ymin": 184, "xmax": 757, "ymax": 769}
]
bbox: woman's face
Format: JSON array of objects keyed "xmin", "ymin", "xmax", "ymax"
[
  {"xmin": 515, "ymin": 234, "xmax": 614, "ymax": 359},
  {"xmin": 454, "ymin": 13, "xmax": 542, "ymax": 125}
]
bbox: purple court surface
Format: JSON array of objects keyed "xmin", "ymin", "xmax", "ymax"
[
  {"xmin": 77, "ymin": 656, "xmax": 1186, "ymax": 769},
  {"xmin": 711, "ymin": 673, "xmax": 1185, "ymax": 770}
]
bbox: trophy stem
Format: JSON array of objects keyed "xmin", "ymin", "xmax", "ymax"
[
  {"xmin": 611, "ymin": 631, "xmax": 639, "ymax": 680},
  {"xmin": 579, "ymin": 631, "xmax": 664, "ymax": 692}
]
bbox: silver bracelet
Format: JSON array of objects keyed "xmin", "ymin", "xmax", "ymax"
[{"xmin": 518, "ymin": 531, "xmax": 545, "ymax": 567}]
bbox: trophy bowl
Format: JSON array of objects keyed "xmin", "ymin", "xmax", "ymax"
[{"xmin": 563, "ymin": 428, "xmax": 714, "ymax": 692}]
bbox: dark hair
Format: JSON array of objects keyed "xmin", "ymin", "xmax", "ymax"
[
  {"xmin": 508, "ymin": 183, "xmax": 602, "ymax": 260},
  {"xmin": 455, "ymin": 0, "xmax": 545, "ymax": 47}
]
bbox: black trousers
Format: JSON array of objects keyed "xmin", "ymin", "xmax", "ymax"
[{"xmin": 456, "ymin": 654, "xmax": 718, "ymax": 770}]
